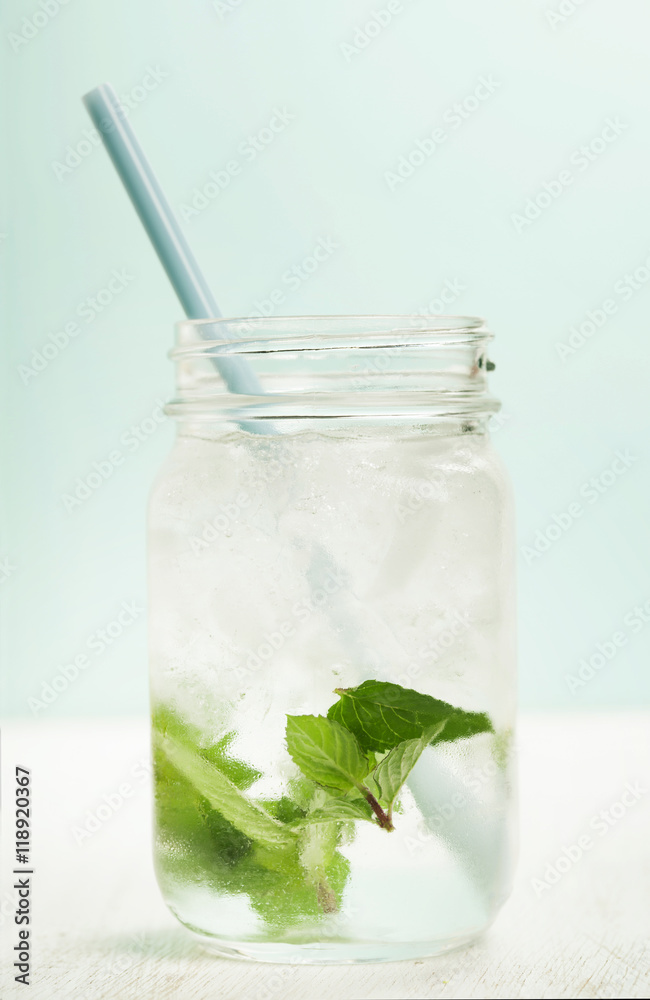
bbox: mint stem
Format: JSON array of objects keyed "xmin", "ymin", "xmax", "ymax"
[
  {"xmin": 317, "ymin": 880, "xmax": 339, "ymax": 914},
  {"xmin": 363, "ymin": 789, "xmax": 394, "ymax": 832}
]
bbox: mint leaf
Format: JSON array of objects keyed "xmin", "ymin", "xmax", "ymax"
[
  {"xmin": 437, "ymin": 711, "xmax": 493, "ymax": 744},
  {"xmin": 285, "ymin": 715, "xmax": 369, "ymax": 793},
  {"xmin": 373, "ymin": 723, "xmax": 445, "ymax": 812},
  {"xmin": 156, "ymin": 731, "xmax": 295, "ymax": 848},
  {"xmin": 259, "ymin": 795, "xmax": 307, "ymax": 825},
  {"xmin": 203, "ymin": 731, "xmax": 263, "ymax": 790},
  {"xmin": 152, "ymin": 704, "xmax": 262, "ymax": 790},
  {"xmin": 152, "ymin": 707, "xmax": 254, "ymax": 864},
  {"xmin": 328, "ymin": 679, "xmax": 493, "ymax": 753},
  {"xmin": 201, "ymin": 804, "xmax": 253, "ymax": 867},
  {"xmin": 294, "ymin": 795, "xmax": 374, "ymax": 825}
]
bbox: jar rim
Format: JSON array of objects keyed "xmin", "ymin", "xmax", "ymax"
[
  {"xmin": 173, "ymin": 315, "xmax": 489, "ymax": 357},
  {"xmin": 168, "ymin": 315, "xmax": 499, "ymax": 422}
]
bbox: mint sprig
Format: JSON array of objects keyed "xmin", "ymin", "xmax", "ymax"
[{"xmin": 288, "ymin": 682, "xmax": 493, "ymax": 832}]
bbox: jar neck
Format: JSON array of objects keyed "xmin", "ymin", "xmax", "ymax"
[
  {"xmin": 175, "ymin": 414, "xmax": 494, "ymax": 441},
  {"xmin": 166, "ymin": 316, "xmax": 500, "ymax": 426}
]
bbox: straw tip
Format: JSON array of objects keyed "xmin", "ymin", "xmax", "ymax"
[{"xmin": 82, "ymin": 82, "xmax": 117, "ymax": 109}]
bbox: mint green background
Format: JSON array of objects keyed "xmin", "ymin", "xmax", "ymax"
[{"xmin": 1, "ymin": 0, "xmax": 648, "ymax": 718}]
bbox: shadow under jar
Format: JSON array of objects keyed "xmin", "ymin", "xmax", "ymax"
[{"xmin": 148, "ymin": 316, "xmax": 517, "ymax": 964}]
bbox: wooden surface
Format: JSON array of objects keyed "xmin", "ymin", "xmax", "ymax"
[{"xmin": 1, "ymin": 713, "xmax": 649, "ymax": 999}]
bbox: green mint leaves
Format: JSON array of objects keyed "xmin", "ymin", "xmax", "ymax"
[
  {"xmin": 286, "ymin": 682, "xmax": 493, "ymax": 833},
  {"xmin": 154, "ymin": 680, "xmax": 494, "ymax": 924},
  {"xmin": 285, "ymin": 715, "xmax": 370, "ymax": 794},
  {"xmin": 156, "ymin": 730, "xmax": 295, "ymax": 848},
  {"xmin": 372, "ymin": 724, "xmax": 445, "ymax": 814},
  {"xmin": 300, "ymin": 795, "xmax": 374, "ymax": 825},
  {"xmin": 327, "ymin": 679, "xmax": 493, "ymax": 753}
]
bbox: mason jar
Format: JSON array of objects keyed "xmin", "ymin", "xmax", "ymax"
[{"xmin": 148, "ymin": 316, "xmax": 516, "ymax": 964}]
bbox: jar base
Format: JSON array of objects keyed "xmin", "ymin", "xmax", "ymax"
[{"xmin": 189, "ymin": 929, "xmax": 483, "ymax": 965}]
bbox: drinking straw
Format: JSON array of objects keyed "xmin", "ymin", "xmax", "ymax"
[{"xmin": 82, "ymin": 83, "xmax": 263, "ymax": 401}]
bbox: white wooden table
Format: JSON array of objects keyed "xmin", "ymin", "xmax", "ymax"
[{"xmin": 1, "ymin": 713, "xmax": 649, "ymax": 999}]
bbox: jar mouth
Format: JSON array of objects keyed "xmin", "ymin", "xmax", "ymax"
[
  {"xmin": 169, "ymin": 315, "xmax": 499, "ymax": 423},
  {"xmin": 173, "ymin": 315, "xmax": 489, "ymax": 357}
]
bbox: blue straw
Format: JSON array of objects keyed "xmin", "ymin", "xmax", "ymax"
[{"xmin": 82, "ymin": 83, "xmax": 263, "ymax": 400}]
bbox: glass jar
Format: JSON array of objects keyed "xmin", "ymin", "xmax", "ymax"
[{"xmin": 149, "ymin": 316, "xmax": 516, "ymax": 964}]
